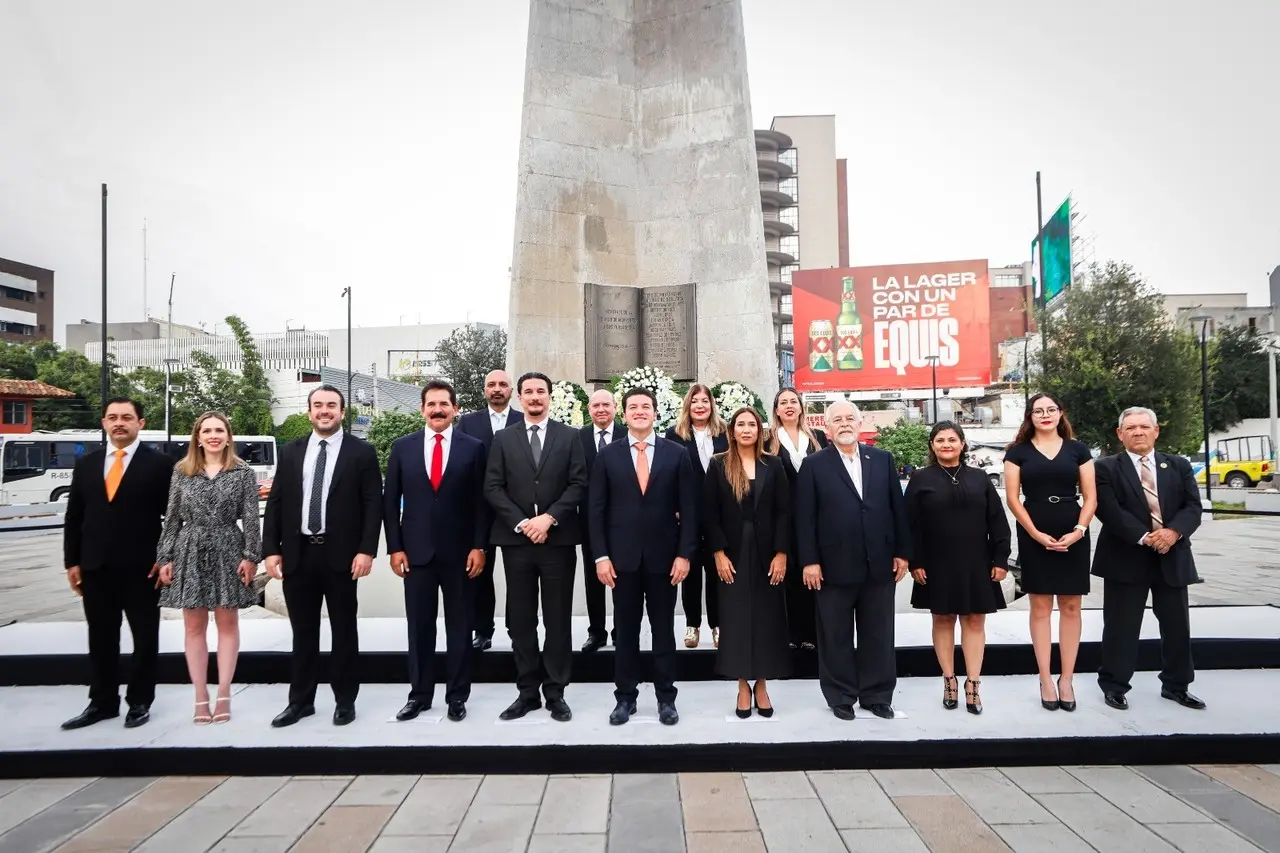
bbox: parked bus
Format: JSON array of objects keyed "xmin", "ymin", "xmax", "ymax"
[{"xmin": 0, "ymin": 429, "xmax": 277, "ymax": 506}]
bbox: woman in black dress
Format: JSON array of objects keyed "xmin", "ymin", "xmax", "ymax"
[
  {"xmin": 1003, "ymin": 393, "xmax": 1097, "ymax": 711},
  {"xmin": 907, "ymin": 422, "xmax": 1011, "ymax": 714},
  {"xmin": 704, "ymin": 407, "xmax": 791, "ymax": 717},
  {"xmin": 767, "ymin": 386, "xmax": 828, "ymax": 650}
]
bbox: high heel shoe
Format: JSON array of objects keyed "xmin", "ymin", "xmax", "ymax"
[
  {"xmin": 212, "ymin": 696, "xmax": 231, "ymax": 724},
  {"xmin": 964, "ymin": 679, "xmax": 983, "ymax": 715},
  {"xmin": 753, "ymin": 683, "xmax": 774, "ymax": 718},
  {"xmin": 942, "ymin": 675, "xmax": 958, "ymax": 710},
  {"xmin": 736, "ymin": 685, "xmax": 752, "ymax": 718},
  {"xmin": 1040, "ymin": 679, "xmax": 1060, "ymax": 711},
  {"xmin": 193, "ymin": 701, "xmax": 212, "ymax": 725},
  {"xmin": 1057, "ymin": 677, "xmax": 1076, "ymax": 712}
]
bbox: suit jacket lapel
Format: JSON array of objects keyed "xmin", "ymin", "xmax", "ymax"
[
  {"xmin": 534, "ymin": 422, "xmax": 558, "ymax": 474},
  {"xmin": 859, "ymin": 444, "xmax": 874, "ymax": 500},
  {"xmin": 1117, "ymin": 452, "xmax": 1146, "ymax": 505},
  {"xmin": 1154, "ymin": 452, "xmax": 1178, "ymax": 522},
  {"xmin": 827, "ymin": 447, "xmax": 863, "ymax": 503},
  {"xmin": 327, "ymin": 435, "xmax": 355, "ymax": 495},
  {"xmin": 752, "ymin": 456, "xmax": 770, "ymax": 508}
]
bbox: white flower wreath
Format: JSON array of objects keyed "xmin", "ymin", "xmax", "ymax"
[
  {"xmin": 713, "ymin": 381, "xmax": 759, "ymax": 423},
  {"xmin": 611, "ymin": 366, "xmax": 683, "ymax": 431},
  {"xmin": 548, "ymin": 380, "xmax": 587, "ymax": 427}
]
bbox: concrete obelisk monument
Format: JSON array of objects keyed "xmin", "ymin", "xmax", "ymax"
[{"xmin": 507, "ymin": 0, "xmax": 778, "ymax": 398}]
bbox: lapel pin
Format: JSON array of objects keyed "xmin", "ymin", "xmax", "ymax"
[{"xmin": 1159, "ymin": 462, "xmax": 1168, "ymax": 469}]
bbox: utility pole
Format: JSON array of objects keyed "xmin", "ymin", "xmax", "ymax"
[
  {"xmin": 100, "ymin": 184, "xmax": 109, "ymax": 444},
  {"xmin": 142, "ymin": 218, "xmax": 148, "ymax": 321}
]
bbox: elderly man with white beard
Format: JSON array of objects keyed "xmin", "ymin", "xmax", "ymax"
[{"xmin": 794, "ymin": 401, "xmax": 911, "ymax": 720}]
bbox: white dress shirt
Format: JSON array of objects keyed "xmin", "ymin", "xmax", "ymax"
[
  {"xmin": 776, "ymin": 427, "xmax": 809, "ymax": 471},
  {"xmin": 424, "ymin": 425, "xmax": 453, "ymax": 476},
  {"xmin": 301, "ymin": 430, "xmax": 344, "ymax": 535},
  {"xmin": 489, "ymin": 406, "xmax": 512, "ymax": 435},
  {"xmin": 692, "ymin": 426, "xmax": 713, "ymax": 470},
  {"xmin": 838, "ymin": 445, "xmax": 864, "ymax": 497},
  {"xmin": 593, "ymin": 424, "xmax": 614, "ymax": 448},
  {"xmin": 1129, "ymin": 449, "xmax": 1160, "ymax": 544},
  {"xmin": 103, "ymin": 438, "xmax": 141, "ymax": 478},
  {"xmin": 522, "ymin": 418, "xmax": 551, "ymax": 521}
]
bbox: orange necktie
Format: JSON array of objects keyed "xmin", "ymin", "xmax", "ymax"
[
  {"xmin": 105, "ymin": 449, "xmax": 125, "ymax": 502},
  {"xmin": 635, "ymin": 441, "xmax": 650, "ymax": 494}
]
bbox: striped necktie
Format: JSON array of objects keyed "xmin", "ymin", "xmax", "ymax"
[{"xmin": 1139, "ymin": 455, "xmax": 1163, "ymax": 530}]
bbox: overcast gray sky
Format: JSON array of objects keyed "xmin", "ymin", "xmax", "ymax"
[{"xmin": 1, "ymin": 0, "xmax": 1276, "ymax": 341}]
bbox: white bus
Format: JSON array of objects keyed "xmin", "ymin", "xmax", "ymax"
[{"xmin": 0, "ymin": 429, "xmax": 278, "ymax": 506}]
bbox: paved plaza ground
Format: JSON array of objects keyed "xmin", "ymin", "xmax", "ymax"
[{"xmin": 2, "ymin": 765, "xmax": 1280, "ymax": 852}]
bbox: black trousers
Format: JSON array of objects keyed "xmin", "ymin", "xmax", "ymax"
[
  {"xmin": 815, "ymin": 580, "xmax": 897, "ymax": 708},
  {"xmin": 581, "ymin": 544, "xmax": 609, "ymax": 640},
  {"xmin": 1098, "ymin": 562, "xmax": 1193, "ymax": 696},
  {"xmin": 613, "ymin": 568, "xmax": 679, "ymax": 705},
  {"xmin": 80, "ymin": 566, "xmax": 160, "ymax": 709},
  {"xmin": 784, "ymin": 547, "xmax": 817, "ymax": 645},
  {"xmin": 281, "ymin": 540, "xmax": 360, "ymax": 707},
  {"xmin": 680, "ymin": 546, "xmax": 719, "ymax": 630},
  {"xmin": 504, "ymin": 544, "xmax": 576, "ymax": 701},
  {"xmin": 405, "ymin": 556, "xmax": 475, "ymax": 705},
  {"xmin": 472, "ymin": 545, "xmax": 497, "ymax": 639}
]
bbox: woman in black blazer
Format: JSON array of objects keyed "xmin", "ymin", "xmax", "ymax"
[
  {"xmin": 665, "ymin": 383, "xmax": 729, "ymax": 648},
  {"xmin": 767, "ymin": 387, "xmax": 828, "ymax": 649},
  {"xmin": 704, "ymin": 407, "xmax": 792, "ymax": 717}
]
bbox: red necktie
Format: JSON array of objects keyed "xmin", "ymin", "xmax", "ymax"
[{"xmin": 430, "ymin": 433, "xmax": 444, "ymax": 489}]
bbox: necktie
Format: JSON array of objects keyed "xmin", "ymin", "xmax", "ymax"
[
  {"xmin": 529, "ymin": 424, "xmax": 542, "ymax": 467},
  {"xmin": 635, "ymin": 441, "xmax": 650, "ymax": 494},
  {"xmin": 308, "ymin": 440, "xmax": 327, "ymax": 534},
  {"xmin": 430, "ymin": 433, "xmax": 444, "ymax": 489},
  {"xmin": 1139, "ymin": 455, "xmax": 1163, "ymax": 530},
  {"xmin": 105, "ymin": 449, "xmax": 125, "ymax": 502},
  {"xmin": 598, "ymin": 430, "xmax": 607, "ymax": 452}
]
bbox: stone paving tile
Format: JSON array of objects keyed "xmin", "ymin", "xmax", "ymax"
[
  {"xmin": 1034, "ymin": 793, "xmax": 1178, "ymax": 853},
  {"xmin": 1134, "ymin": 765, "xmax": 1223, "ymax": 795},
  {"xmin": 751, "ymin": 798, "xmax": 845, "ymax": 853},
  {"xmin": 938, "ymin": 768, "xmax": 1057, "ymax": 825},
  {"xmin": 998, "ymin": 767, "xmax": 1091, "ymax": 794},
  {"xmin": 0, "ymin": 784, "xmax": 26, "ymax": 800},
  {"xmin": 55, "ymin": 777, "xmax": 221, "ymax": 852},
  {"xmin": 1195, "ymin": 765, "xmax": 1280, "ymax": 812},
  {"xmin": 839, "ymin": 827, "xmax": 930, "ymax": 852},
  {"xmin": 0, "ymin": 779, "xmax": 94, "ymax": 836},
  {"xmin": 606, "ymin": 774, "xmax": 683, "ymax": 853},
  {"xmin": 366, "ymin": 838, "xmax": 451, "ymax": 853},
  {"xmin": 894, "ymin": 795, "xmax": 1013, "ymax": 853},
  {"xmin": 685, "ymin": 830, "xmax": 766, "ymax": 853},
  {"xmin": 872, "ymin": 769, "xmax": 953, "ymax": 797},
  {"xmin": 1260, "ymin": 766, "xmax": 1280, "ymax": 779},
  {"xmin": 133, "ymin": 805, "xmax": 262, "ymax": 853},
  {"xmin": 1171, "ymin": 789, "xmax": 1280, "ymax": 853},
  {"xmin": 226, "ymin": 779, "xmax": 348, "ymax": 839},
  {"xmin": 291, "ymin": 805, "xmax": 394, "ymax": 852},
  {"xmin": 537, "ymin": 776, "xmax": 610, "ymax": 835},
  {"xmin": 334, "ymin": 776, "xmax": 420, "ymax": 807},
  {"xmin": 1067, "ymin": 766, "xmax": 1211, "ymax": 823},
  {"xmin": 806, "ymin": 770, "xmax": 908, "ymax": 830},
  {"xmin": 199, "ymin": 777, "xmax": 291, "ymax": 808},
  {"xmin": 1148, "ymin": 822, "xmax": 1268, "ymax": 853},
  {"xmin": 449, "ymin": 803, "xmax": 538, "ymax": 853},
  {"xmin": 678, "ymin": 773, "xmax": 757, "ymax": 833},
  {"xmin": 0, "ymin": 777, "xmax": 153, "ymax": 853},
  {"xmin": 993, "ymin": 824, "xmax": 1099, "ymax": 853},
  {"xmin": 208, "ymin": 839, "xmax": 293, "ymax": 853},
  {"xmin": 475, "ymin": 775, "xmax": 548, "ymax": 806},
  {"xmin": 381, "ymin": 776, "xmax": 480, "ymax": 836},
  {"xmin": 527, "ymin": 835, "xmax": 607, "ymax": 853},
  {"xmin": 742, "ymin": 771, "xmax": 814, "ymax": 800}
]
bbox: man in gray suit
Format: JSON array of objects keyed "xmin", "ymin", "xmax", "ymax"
[{"xmin": 484, "ymin": 371, "xmax": 589, "ymax": 722}]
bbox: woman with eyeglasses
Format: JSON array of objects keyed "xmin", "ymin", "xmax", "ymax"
[{"xmin": 1003, "ymin": 393, "xmax": 1097, "ymax": 712}]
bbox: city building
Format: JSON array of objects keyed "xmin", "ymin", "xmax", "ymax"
[
  {"xmin": 1163, "ymin": 293, "xmax": 1276, "ymax": 337},
  {"xmin": 65, "ymin": 317, "xmax": 207, "ymax": 353},
  {"xmin": 755, "ymin": 115, "xmax": 850, "ymax": 386},
  {"xmin": 0, "ymin": 379, "xmax": 74, "ymax": 435},
  {"xmin": 988, "ymin": 262, "xmax": 1037, "ymax": 382},
  {"xmin": 0, "ymin": 258, "xmax": 54, "ymax": 343}
]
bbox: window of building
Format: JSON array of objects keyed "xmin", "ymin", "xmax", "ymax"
[
  {"xmin": 779, "ymin": 207, "xmax": 798, "ymax": 229},
  {"xmin": 779, "ymin": 148, "xmax": 797, "ymax": 171},
  {"xmin": 779, "ymin": 177, "xmax": 798, "ymax": 201},
  {"xmin": 780, "ymin": 235, "xmax": 800, "ymax": 258},
  {"xmin": 0, "ymin": 321, "xmax": 35, "ymax": 336},
  {"xmin": 2, "ymin": 400, "xmax": 28, "ymax": 425},
  {"xmin": 781, "ymin": 294, "xmax": 793, "ymax": 315},
  {"xmin": 781, "ymin": 323, "xmax": 794, "ymax": 346},
  {"xmin": 781, "ymin": 264, "xmax": 798, "ymax": 285},
  {"xmin": 0, "ymin": 286, "xmax": 34, "ymax": 302}
]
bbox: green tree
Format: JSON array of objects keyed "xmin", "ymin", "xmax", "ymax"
[
  {"xmin": 1207, "ymin": 325, "xmax": 1271, "ymax": 431},
  {"xmin": 875, "ymin": 418, "xmax": 930, "ymax": 468},
  {"xmin": 275, "ymin": 412, "xmax": 314, "ymax": 442},
  {"xmin": 433, "ymin": 324, "xmax": 508, "ymax": 412},
  {"xmin": 1038, "ymin": 261, "xmax": 1201, "ymax": 455},
  {"xmin": 225, "ymin": 315, "xmax": 275, "ymax": 435},
  {"xmin": 366, "ymin": 410, "xmax": 425, "ymax": 472},
  {"xmin": 0, "ymin": 341, "xmax": 39, "ymax": 380}
]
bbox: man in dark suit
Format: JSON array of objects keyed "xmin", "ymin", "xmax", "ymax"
[
  {"xmin": 456, "ymin": 368, "xmax": 522, "ymax": 651},
  {"xmin": 263, "ymin": 385, "xmax": 383, "ymax": 727},
  {"xmin": 385, "ymin": 379, "xmax": 489, "ymax": 722},
  {"xmin": 484, "ymin": 372, "xmax": 589, "ymax": 721},
  {"xmin": 589, "ymin": 387, "xmax": 698, "ymax": 726},
  {"xmin": 577, "ymin": 388, "xmax": 626, "ymax": 651},
  {"xmin": 795, "ymin": 401, "xmax": 910, "ymax": 721},
  {"xmin": 1093, "ymin": 406, "xmax": 1206, "ymax": 711},
  {"xmin": 61, "ymin": 397, "xmax": 172, "ymax": 730}
]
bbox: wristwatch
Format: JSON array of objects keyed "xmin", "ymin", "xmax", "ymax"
[{"xmin": 1073, "ymin": 524, "xmax": 1087, "ymax": 533}]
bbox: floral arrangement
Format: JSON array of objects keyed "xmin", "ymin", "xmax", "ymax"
[
  {"xmin": 712, "ymin": 381, "xmax": 765, "ymax": 423},
  {"xmin": 549, "ymin": 380, "xmax": 589, "ymax": 427},
  {"xmin": 608, "ymin": 366, "xmax": 684, "ymax": 431}
]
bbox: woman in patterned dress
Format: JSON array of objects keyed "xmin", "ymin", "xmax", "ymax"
[{"xmin": 157, "ymin": 411, "xmax": 262, "ymax": 724}]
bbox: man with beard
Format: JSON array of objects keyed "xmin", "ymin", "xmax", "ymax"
[
  {"xmin": 61, "ymin": 398, "xmax": 172, "ymax": 730},
  {"xmin": 484, "ymin": 372, "xmax": 588, "ymax": 721},
  {"xmin": 795, "ymin": 401, "xmax": 910, "ymax": 721},
  {"xmin": 385, "ymin": 380, "xmax": 489, "ymax": 722},
  {"xmin": 577, "ymin": 389, "xmax": 626, "ymax": 651},
  {"xmin": 263, "ymin": 385, "xmax": 383, "ymax": 727},
  {"xmin": 457, "ymin": 369, "xmax": 522, "ymax": 650}
]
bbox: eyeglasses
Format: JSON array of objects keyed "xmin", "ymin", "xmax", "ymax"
[{"xmin": 1031, "ymin": 407, "xmax": 1060, "ymax": 416}]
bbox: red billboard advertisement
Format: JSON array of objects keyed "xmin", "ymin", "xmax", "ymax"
[{"xmin": 792, "ymin": 260, "xmax": 992, "ymax": 392}]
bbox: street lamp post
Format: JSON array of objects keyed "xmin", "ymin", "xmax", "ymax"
[
  {"xmin": 1190, "ymin": 315, "xmax": 1213, "ymax": 503},
  {"xmin": 341, "ymin": 287, "xmax": 352, "ymax": 430},
  {"xmin": 925, "ymin": 354, "xmax": 940, "ymax": 423},
  {"xmin": 163, "ymin": 358, "xmax": 180, "ymax": 457}
]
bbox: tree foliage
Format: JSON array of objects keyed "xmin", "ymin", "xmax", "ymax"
[
  {"xmin": 432, "ymin": 324, "xmax": 508, "ymax": 413},
  {"xmin": 875, "ymin": 418, "xmax": 930, "ymax": 468},
  {"xmin": 225, "ymin": 315, "xmax": 275, "ymax": 435},
  {"xmin": 274, "ymin": 412, "xmax": 314, "ymax": 443},
  {"xmin": 1207, "ymin": 325, "xmax": 1271, "ymax": 431},
  {"xmin": 0, "ymin": 340, "xmax": 129, "ymax": 430},
  {"xmin": 1037, "ymin": 261, "xmax": 1201, "ymax": 455},
  {"xmin": 366, "ymin": 410, "xmax": 425, "ymax": 472}
]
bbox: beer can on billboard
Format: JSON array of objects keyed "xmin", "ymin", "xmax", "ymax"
[{"xmin": 808, "ymin": 320, "xmax": 834, "ymax": 372}]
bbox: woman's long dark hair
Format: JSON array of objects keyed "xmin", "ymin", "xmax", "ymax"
[
  {"xmin": 927, "ymin": 420, "xmax": 969, "ymax": 467},
  {"xmin": 721, "ymin": 407, "xmax": 766, "ymax": 503},
  {"xmin": 1011, "ymin": 392, "xmax": 1075, "ymax": 446}
]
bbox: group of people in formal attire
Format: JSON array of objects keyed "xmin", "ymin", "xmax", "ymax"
[{"xmin": 59, "ymin": 380, "xmax": 1208, "ymax": 733}]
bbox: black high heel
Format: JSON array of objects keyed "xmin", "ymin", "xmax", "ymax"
[
  {"xmin": 942, "ymin": 675, "xmax": 958, "ymax": 710},
  {"xmin": 965, "ymin": 679, "xmax": 983, "ymax": 715},
  {"xmin": 753, "ymin": 682, "xmax": 774, "ymax": 718},
  {"xmin": 1057, "ymin": 676, "xmax": 1076, "ymax": 712},
  {"xmin": 1040, "ymin": 678, "xmax": 1060, "ymax": 711},
  {"xmin": 736, "ymin": 684, "xmax": 752, "ymax": 718}
]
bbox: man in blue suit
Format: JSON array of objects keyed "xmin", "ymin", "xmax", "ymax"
[
  {"xmin": 385, "ymin": 380, "xmax": 489, "ymax": 722},
  {"xmin": 589, "ymin": 387, "xmax": 699, "ymax": 726},
  {"xmin": 456, "ymin": 369, "xmax": 523, "ymax": 651},
  {"xmin": 795, "ymin": 401, "xmax": 910, "ymax": 721}
]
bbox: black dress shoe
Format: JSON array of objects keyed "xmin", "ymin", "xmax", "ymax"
[
  {"xmin": 333, "ymin": 705, "xmax": 356, "ymax": 726},
  {"xmin": 396, "ymin": 700, "xmax": 431, "ymax": 721},
  {"xmin": 581, "ymin": 633, "xmax": 607, "ymax": 652},
  {"xmin": 1103, "ymin": 692, "xmax": 1129, "ymax": 711},
  {"xmin": 862, "ymin": 703, "xmax": 896, "ymax": 720},
  {"xmin": 472, "ymin": 635, "xmax": 493, "ymax": 651},
  {"xmin": 61, "ymin": 705, "xmax": 119, "ymax": 730},
  {"xmin": 547, "ymin": 699, "xmax": 572, "ymax": 722},
  {"xmin": 499, "ymin": 696, "xmax": 542, "ymax": 721},
  {"xmin": 123, "ymin": 704, "xmax": 150, "ymax": 728},
  {"xmin": 1161, "ymin": 688, "xmax": 1206, "ymax": 710},
  {"xmin": 447, "ymin": 700, "xmax": 467, "ymax": 721},
  {"xmin": 609, "ymin": 701, "xmax": 637, "ymax": 725},
  {"xmin": 831, "ymin": 705, "xmax": 856, "ymax": 721},
  {"xmin": 271, "ymin": 704, "xmax": 316, "ymax": 728},
  {"xmin": 658, "ymin": 702, "xmax": 679, "ymax": 725},
  {"xmin": 1057, "ymin": 678, "xmax": 1076, "ymax": 712}
]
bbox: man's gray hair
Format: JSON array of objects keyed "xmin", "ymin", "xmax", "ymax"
[
  {"xmin": 1118, "ymin": 406, "xmax": 1159, "ymax": 429},
  {"xmin": 824, "ymin": 400, "xmax": 864, "ymax": 421}
]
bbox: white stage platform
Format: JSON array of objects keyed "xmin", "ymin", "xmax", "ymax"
[{"xmin": 3, "ymin": 670, "xmax": 1278, "ymax": 776}]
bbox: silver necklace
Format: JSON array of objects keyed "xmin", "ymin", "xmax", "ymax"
[{"xmin": 941, "ymin": 464, "xmax": 961, "ymax": 485}]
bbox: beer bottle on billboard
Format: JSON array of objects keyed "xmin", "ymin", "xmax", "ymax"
[
  {"xmin": 836, "ymin": 276, "xmax": 864, "ymax": 370},
  {"xmin": 808, "ymin": 319, "xmax": 834, "ymax": 372}
]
